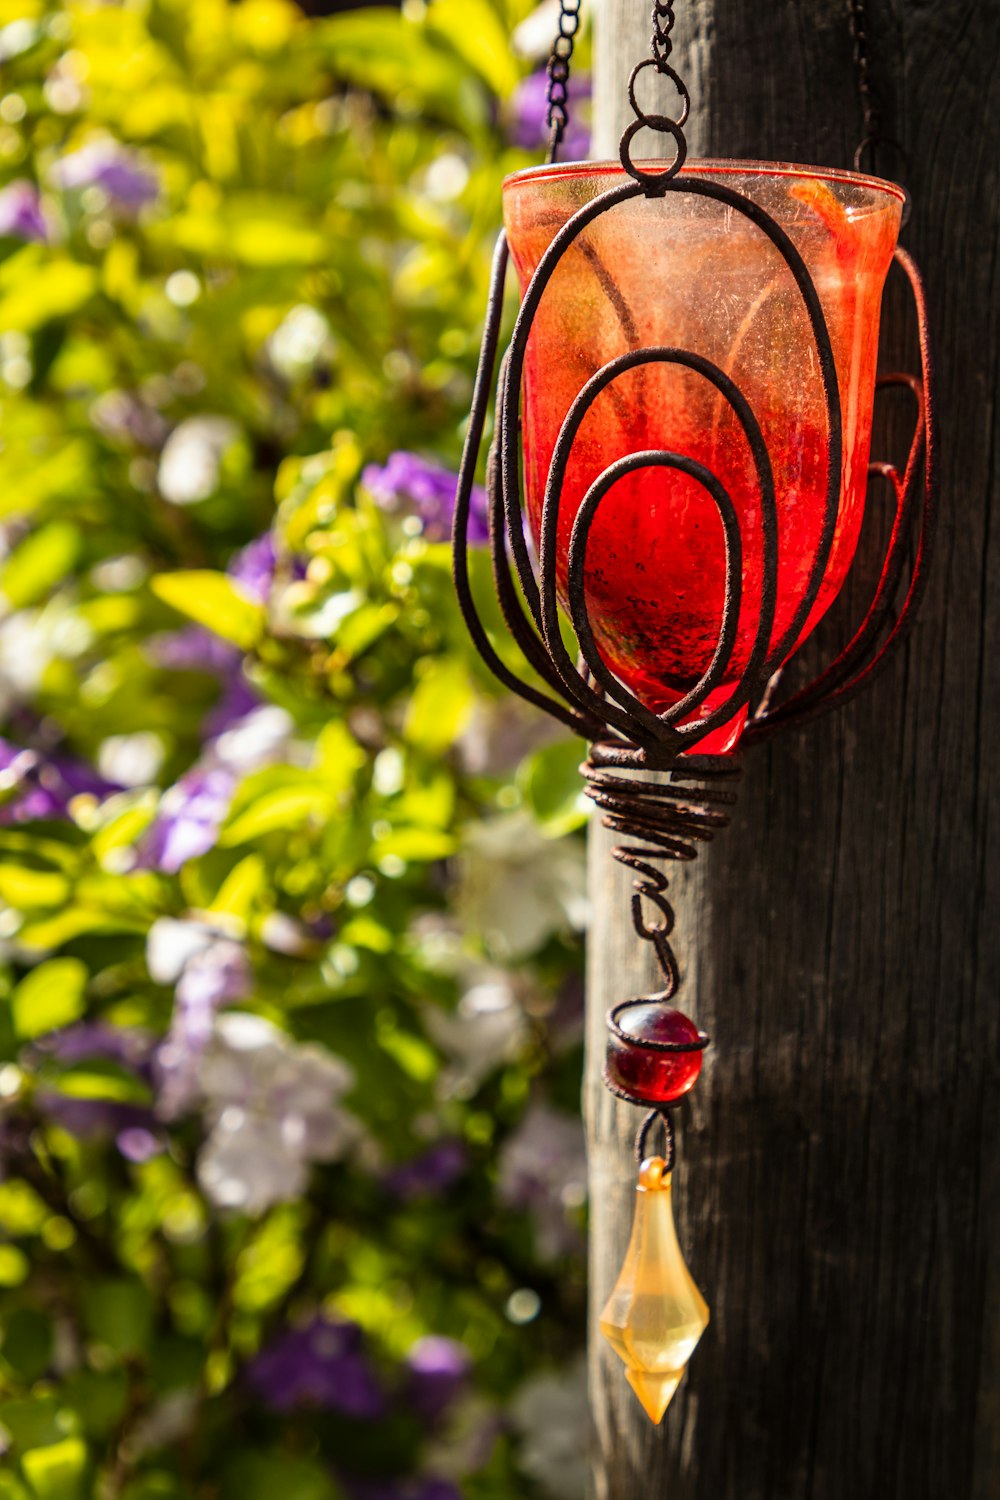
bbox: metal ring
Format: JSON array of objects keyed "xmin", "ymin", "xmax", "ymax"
[
  {"xmin": 853, "ymin": 135, "xmax": 911, "ymax": 226},
  {"xmin": 619, "ymin": 116, "xmax": 686, "ymax": 191},
  {"xmin": 628, "ymin": 57, "xmax": 691, "ymax": 129}
]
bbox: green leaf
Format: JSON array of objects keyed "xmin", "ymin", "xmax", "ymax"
[
  {"xmin": 222, "ymin": 1451, "xmax": 338, "ymax": 1500},
  {"xmin": 518, "ymin": 737, "xmax": 590, "ymax": 836},
  {"xmin": 372, "ymin": 826, "xmax": 456, "ymax": 862},
  {"xmin": 11, "ymin": 958, "xmax": 88, "ymax": 1040},
  {"xmin": 0, "ymin": 523, "xmax": 81, "ymax": 609},
  {"xmin": 404, "ymin": 658, "xmax": 475, "ymax": 755},
  {"xmin": 210, "ymin": 854, "xmax": 266, "ymax": 920},
  {"xmin": 0, "ymin": 1245, "xmax": 29, "ymax": 1287},
  {"xmin": 21, "ymin": 1437, "xmax": 88, "ymax": 1500},
  {"xmin": 0, "ymin": 1395, "xmax": 63, "ymax": 1453},
  {"xmin": 0, "ymin": 867, "xmax": 71, "ymax": 910},
  {"xmin": 315, "ymin": 721, "xmax": 366, "ymax": 797},
  {"xmin": 0, "ymin": 440, "xmax": 92, "ymax": 522},
  {"xmin": 0, "ymin": 262, "xmax": 98, "ymax": 333},
  {"xmin": 1, "ymin": 1308, "xmax": 53, "ymax": 1381},
  {"xmin": 221, "ymin": 785, "xmax": 329, "ymax": 845},
  {"xmin": 378, "ymin": 1026, "xmax": 437, "ymax": 1083},
  {"xmin": 61, "ymin": 1370, "xmax": 128, "ymax": 1441},
  {"xmin": 428, "ymin": 0, "xmax": 521, "ymax": 99},
  {"xmin": 82, "ymin": 1280, "xmax": 153, "ymax": 1359},
  {"xmin": 315, "ymin": 12, "xmax": 488, "ymax": 132},
  {"xmin": 150, "ymin": 572, "xmax": 264, "ymax": 650}
]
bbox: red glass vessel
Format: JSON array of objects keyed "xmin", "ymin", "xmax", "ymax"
[{"xmin": 503, "ymin": 160, "xmax": 904, "ymax": 751}]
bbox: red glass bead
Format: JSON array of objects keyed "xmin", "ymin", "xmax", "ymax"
[{"xmin": 605, "ymin": 1002, "xmax": 705, "ymax": 1105}]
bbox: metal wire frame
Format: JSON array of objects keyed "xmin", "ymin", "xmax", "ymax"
[
  {"xmin": 450, "ymin": 126, "xmax": 936, "ymax": 1152},
  {"xmin": 452, "ymin": 203, "xmax": 935, "ymax": 765}
]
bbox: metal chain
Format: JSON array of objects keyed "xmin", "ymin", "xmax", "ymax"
[
  {"xmin": 651, "ymin": 0, "xmax": 676, "ymax": 68},
  {"xmin": 545, "ymin": 0, "xmax": 583, "ymax": 162},
  {"xmin": 845, "ymin": 0, "xmax": 882, "ymax": 155},
  {"xmin": 845, "ymin": 0, "xmax": 910, "ymax": 214}
]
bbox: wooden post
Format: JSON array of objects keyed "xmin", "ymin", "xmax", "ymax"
[{"xmin": 585, "ymin": 3, "xmax": 1000, "ymax": 1498}]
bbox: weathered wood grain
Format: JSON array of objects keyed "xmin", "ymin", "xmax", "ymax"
[{"xmin": 585, "ymin": 3, "xmax": 1000, "ymax": 1498}]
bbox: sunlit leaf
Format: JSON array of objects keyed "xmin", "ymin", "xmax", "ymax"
[
  {"xmin": 404, "ymin": 657, "xmax": 475, "ymax": 755},
  {"xmin": 20, "ymin": 1437, "xmax": 88, "ymax": 1500},
  {"xmin": 0, "ymin": 523, "xmax": 81, "ymax": 609},
  {"xmin": 151, "ymin": 572, "xmax": 265, "ymax": 650},
  {"xmin": 11, "ymin": 957, "xmax": 88, "ymax": 1040}
]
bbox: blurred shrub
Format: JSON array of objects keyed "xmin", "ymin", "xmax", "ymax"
[{"xmin": 0, "ymin": 1, "xmax": 594, "ymax": 1495}]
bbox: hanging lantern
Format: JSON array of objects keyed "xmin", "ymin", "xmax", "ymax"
[{"xmin": 452, "ymin": 0, "xmax": 936, "ymax": 1423}]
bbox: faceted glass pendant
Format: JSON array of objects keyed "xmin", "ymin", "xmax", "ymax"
[{"xmin": 599, "ymin": 1156, "xmax": 709, "ymax": 1423}]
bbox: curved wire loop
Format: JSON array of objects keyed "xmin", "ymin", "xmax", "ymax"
[{"xmin": 745, "ymin": 246, "xmax": 937, "ymax": 741}]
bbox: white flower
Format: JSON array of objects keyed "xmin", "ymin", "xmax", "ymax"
[
  {"xmin": 423, "ymin": 965, "xmax": 530, "ymax": 1098},
  {"xmin": 98, "ymin": 731, "xmax": 164, "ymax": 787},
  {"xmin": 193, "ymin": 1013, "xmax": 357, "ymax": 1215},
  {"xmin": 198, "ymin": 1111, "xmax": 307, "ymax": 1214},
  {"xmin": 212, "ymin": 705, "xmax": 295, "ymax": 771},
  {"xmin": 267, "ymin": 305, "xmax": 333, "ymax": 380},
  {"xmin": 509, "ymin": 1359, "xmax": 590, "ymax": 1500},
  {"xmin": 0, "ymin": 601, "xmax": 92, "ymax": 714},
  {"xmin": 146, "ymin": 915, "xmax": 235, "ymax": 985},
  {"xmin": 456, "ymin": 813, "xmax": 589, "ymax": 960},
  {"xmin": 157, "ymin": 416, "xmax": 238, "ymax": 506},
  {"xmin": 453, "ymin": 697, "xmax": 561, "ymax": 777},
  {"xmin": 498, "ymin": 1104, "xmax": 587, "ymax": 1259}
]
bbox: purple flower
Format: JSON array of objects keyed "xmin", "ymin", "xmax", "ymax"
[
  {"xmin": 148, "ymin": 626, "xmax": 239, "ymax": 674},
  {"xmin": 362, "ymin": 452, "xmax": 489, "ymax": 545},
  {"xmin": 51, "ymin": 140, "xmax": 158, "ymax": 209},
  {"xmin": 35, "ymin": 1090, "xmax": 156, "ymax": 1142},
  {"xmin": 228, "ymin": 533, "xmax": 277, "ymax": 605},
  {"xmin": 405, "ymin": 1336, "xmax": 471, "ymax": 1423},
  {"xmin": 383, "ymin": 1140, "xmax": 468, "ymax": 1201},
  {"xmin": 175, "ymin": 938, "xmax": 251, "ymax": 1019},
  {"xmin": 247, "ymin": 1318, "xmax": 384, "ymax": 1418},
  {"xmin": 116, "ymin": 1126, "xmax": 163, "ymax": 1162},
  {"xmin": 139, "ymin": 764, "xmax": 235, "ymax": 872},
  {"xmin": 345, "ymin": 1480, "xmax": 462, "ymax": 1500},
  {"xmin": 0, "ymin": 180, "xmax": 48, "ymax": 242},
  {"xmin": 33, "ymin": 1022, "xmax": 163, "ymax": 1157},
  {"xmin": 39, "ymin": 1021, "xmax": 154, "ymax": 1074},
  {"xmin": 0, "ymin": 738, "xmax": 116, "ymax": 824},
  {"xmin": 201, "ymin": 675, "xmax": 259, "ymax": 741},
  {"xmin": 510, "ymin": 69, "xmax": 591, "ymax": 161}
]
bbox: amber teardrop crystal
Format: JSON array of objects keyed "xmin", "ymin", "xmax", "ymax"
[{"xmin": 599, "ymin": 1156, "xmax": 709, "ymax": 1423}]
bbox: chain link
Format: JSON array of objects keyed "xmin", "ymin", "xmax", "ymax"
[
  {"xmin": 545, "ymin": 0, "xmax": 583, "ymax": 162},
  {"xmin": 845, "ymin": 0, "xmax": 881, "ymax": 149},
  {"xmin": 651, "ymin": 1, "xmax": 676, "ymax": 69},
  {"xmin": 845, "ymin": 0, "xmax": 910, "ymax": 211}
]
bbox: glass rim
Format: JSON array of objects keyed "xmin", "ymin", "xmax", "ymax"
[{"xmin": 502, "ymin": 156, "xmax": 907, "ymax": 206}]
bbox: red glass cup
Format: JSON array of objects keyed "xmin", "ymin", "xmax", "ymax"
[{"xmin": 503, "ymin": 160, "xmax": 904, "ymax": 751}]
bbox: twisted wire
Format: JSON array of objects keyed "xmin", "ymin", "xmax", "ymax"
[
  {"xmin": 584, "ymin": 750, "xmax": 738, "ymax": 1167},
  {"xmin": 583, "ymin": 750, "xmax": 741, "ymax": 1001}
]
